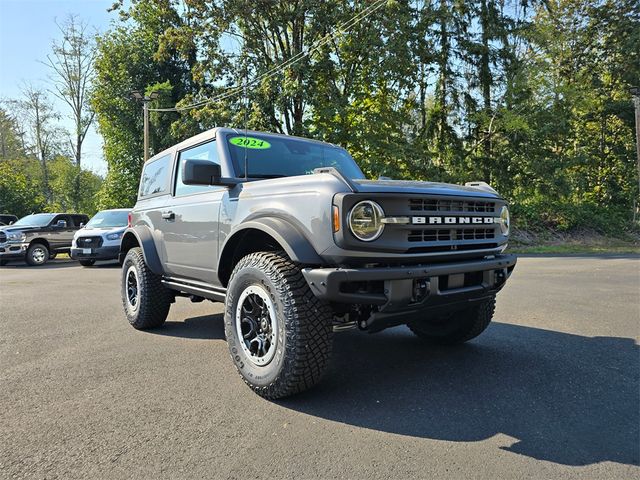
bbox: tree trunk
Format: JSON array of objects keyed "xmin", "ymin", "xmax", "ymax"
[
  {"xmin": 75, "ymin": 135, "xmax": 82, "ymax": 211},
  {"xmin": 480, "ymin": 0, "xmax": 493, "ymax": 180}
]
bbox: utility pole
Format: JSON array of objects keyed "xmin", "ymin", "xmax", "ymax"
[
  {"xmin": 630, "ymin": 87, "xmax": 640, "ymax": 222},
  {"xmin": 130, "ymin": 90, "xmax": 159, "ymax": 162}
]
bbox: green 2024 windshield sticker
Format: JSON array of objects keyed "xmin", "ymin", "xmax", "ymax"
[{"xmin": 229, "ymin": 136, "xmax": 271, "ymax": 149}]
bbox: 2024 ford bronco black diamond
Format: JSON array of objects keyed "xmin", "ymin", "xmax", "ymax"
[{"xmin": 119, "ymin": 127, "xmax": 516, "ymax": 399}]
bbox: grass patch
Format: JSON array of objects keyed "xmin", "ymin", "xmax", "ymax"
[
  {"xmin": 509, "ymin": 244, "xmax": 640, "ymax": 255},
  {"xmin": 508, "ymin": 228, "xmax": 640, "ymax": 255}
]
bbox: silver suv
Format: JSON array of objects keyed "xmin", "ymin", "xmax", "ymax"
[{"xmin": 119, "ymin": 127, "xmax": 516, "ymax": 398}]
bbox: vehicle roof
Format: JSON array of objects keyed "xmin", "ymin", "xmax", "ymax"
[
  {"xmin": 25, "ymin": 212, "xmax": 88, "ymax": 216},
  {"xmin": 96, "ymin": 208, "xmax": 131, "ymax": 212},
  {"xmin": 147, "ymin": 127, "xmax": 339, "ymax": 163}
]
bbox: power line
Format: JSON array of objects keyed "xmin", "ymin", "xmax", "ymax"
[{"xmin": 149, "ymin": 0, "xmax": 388, "ymax": 113}]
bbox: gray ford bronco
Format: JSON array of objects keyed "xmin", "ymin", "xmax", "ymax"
[{"xmin": 120, "ymin": 127, "xmax": 516, "ymax": 398}]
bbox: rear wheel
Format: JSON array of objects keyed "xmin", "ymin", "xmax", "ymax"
[
  {"xmin": 26, "ymin": 243, "xmax": 49, "ymax": 266},
  {"xmin": 225, "ymin": 251, "xmax": 333, "ymax": 399},
  {"xmin": 79, "ymin": 259, "xmax": 95, "ymax": 267},
  {"xmin": 408, "ymin": 297, "xmax": 496, "ymax": 345},
  {"xmin": 121, "ymin": 247, "xmax": 171, "ymax": 329}
]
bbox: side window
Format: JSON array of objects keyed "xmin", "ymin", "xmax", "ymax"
[
  {"xmin": 140, "ymin": 154, "xmax": 171, "ymax": 197},
  {"xmin": 52, "ymin": 215, "xmax": 70, "ymax": 227},
  {"xmin": 175, "ymin": 140, "xmax": 220, "ymax": 197},
  {"xmin": 72, "ymin": 215, "xmax": 87, "ymax": 227}
]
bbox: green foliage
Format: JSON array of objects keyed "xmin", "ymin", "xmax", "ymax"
[
  {"xmin": 0, "ymin": 160, "xmax": 46, "ymax": 217},
  {"xmin": 0, "ymin": 106, "xmax": 102, "ymax": 217},
  {"xmin": 0, "ymin": 157, "xmax": 102, "ymax": 217},
  {"xmin": 48, "ymin": 156, "xmax": 103, "ymax": 214},
  {"xmin": 92, "ymin": 0, "xmax": 640, "ymax": 234},
  {"xmin": 92, "ymin": 0, "xmax": 196, "ymax": 208}
]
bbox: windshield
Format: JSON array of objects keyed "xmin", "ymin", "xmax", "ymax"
[
  {"xmin": 226, "ymin": 134, "xmax": 365, "ymax": 179},
  {"xmin": 13, "ymin": 213, "xmax": 55, "ymax": 227},
  {"xmin": 86, "ymin": 210, "xmax": 130, "ymax": 228}
]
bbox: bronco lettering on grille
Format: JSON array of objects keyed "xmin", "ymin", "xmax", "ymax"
[{"xmin": 412, "ymin": 216, "xmax": 495, "ymax": 225}]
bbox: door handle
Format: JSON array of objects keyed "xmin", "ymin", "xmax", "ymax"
[{"xmin": 161, "ymin": 211, "xmax": 175, "ymax": 220}]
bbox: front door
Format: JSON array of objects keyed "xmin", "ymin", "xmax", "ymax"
[
  {"xmin": 48, "ymin": 214, "xmax": 74, "ymax": 250},
  {"xmin": 162, "ymin": 139, "xmax": 224, "ymax": 284}
]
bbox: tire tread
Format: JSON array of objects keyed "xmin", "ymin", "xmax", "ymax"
[
  {"xmin": 225, "ymin": 251, "xmax": 333, "ymax": 399},
  {"xmin": 121, "ymin": 247, "xmax": 171, "ymax": 329}
]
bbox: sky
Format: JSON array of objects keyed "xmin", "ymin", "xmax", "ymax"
[{"xmin": 0, "ymin": 0, "xmax": 116, "ymax": 175}]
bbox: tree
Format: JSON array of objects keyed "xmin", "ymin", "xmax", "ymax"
[
  {"xmin": 92, "ymin": 0, "xmax": 196, "ymax": 208},
  {"xmin": 11, "ymin": 85, "xmax": 65, "ymax": 203},
  {"xmin": 48, "ymin": 156, "xmax": 103, "ymax": 214},
  {"xmin": 91, "ymin": 0, "xmax": 640, "ymax": 233},
  {"xmin": 45, "ymin": 15, "xmax": 97, "ymax": 211},
  {"xmin": 0, "ymin": 108, "xmax": 26, "ymax": 160},
  {"xmin": 0, "ymin": 160, "xmax": 46, "ymax": 217}
]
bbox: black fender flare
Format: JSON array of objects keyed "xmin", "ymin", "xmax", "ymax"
[
  {"xmin": 119, "ymin": 226, "xmax": 164, "ymax": 275},
  {"xmin": 218, "ymin": 217, "xmax": 323, "ymax": 270}
]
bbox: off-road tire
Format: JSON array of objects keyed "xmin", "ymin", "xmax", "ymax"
[
  {"xmin": 408, "ymin": 297, "xmax": 496, "ymax": 345},
  {"xmin": 225, "ymin": 251, "xmax": 333, "ymax": 399},
  {"xmin": 26, "ymin": 243, "xmax": 49, "ymax": 266},
  {"xmin": 121, "ymin": 247, "xmax": 171, "ymax": 330},
  {"xmin": 79, "ymin": 259, "xmax": 95, "ymax": 267}
]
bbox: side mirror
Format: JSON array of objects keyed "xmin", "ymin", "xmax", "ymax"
[
  {"xmin": 9, "ymin": 221, "xmax": 14, "ymax": 225},
  {"xmin": 182, "ymin": 159, "xmax": 240, "ymax": 187},
  {"xmin": 79, "ymin": 223, "xmax": 85, "ymax": 228},
  {"xmin": 55, "ymin": 220, "xmax": 67, "ymax": 228}
]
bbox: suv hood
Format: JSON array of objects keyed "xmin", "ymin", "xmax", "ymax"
[
  {"xmin": 75, "ymin": 226, "xmax": 126, "ymax": 237},
  {"xmin": 79, "ymin": 226, "xmax": 126, "ymax": 232},
  {"xmin": 351, "ymin": 179, "xmax": 501, "ymax": 198}
]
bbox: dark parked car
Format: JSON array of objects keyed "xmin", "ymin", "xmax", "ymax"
[
  {"xmin": 0, "ymin": 213, "xmax": 89, "ymax": 266},
  {"xmin": 118, "ymin": 127, "xmax": 516, "ymax": 399},
  {"xmin": 0, "ymin": 214, "xmax": 18, "ymax": 226}
]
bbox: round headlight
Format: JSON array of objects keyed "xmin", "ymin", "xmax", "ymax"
[
  {"xmin": 499, "ymin": 206, "xmax": 510, "ymax": 235},
  {"xmin": 348, "ymin": 200, "xmax": 385, "ymax": 241}
]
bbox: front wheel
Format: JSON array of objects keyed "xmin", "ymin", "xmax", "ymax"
[
  {"xmin": 26, "ymin": 243, "xmax": 49, "ymax": 266},
  {"xmin": 121, "ymin": 247, "xmax": 171, "ymax": 329},
  {"xmin": 408, "ymin": 297, "xmax": 496, "ymax": 345},
  {"xmin": 225, "ymin": 251, "xmax": 333, "ymax": 399}
]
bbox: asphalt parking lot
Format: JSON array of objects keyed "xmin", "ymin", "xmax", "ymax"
[{"xmin": 0, "ymin": 256, "xmax": 638, "ymax": 479}]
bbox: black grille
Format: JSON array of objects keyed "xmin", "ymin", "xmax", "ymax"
[
  {"xmin": 408, "ymin": 228, "xmax": 496, "ymax": 243},
  {"xmin": 406, "ymin": 243, "xmax": 499, "ymax": 254},
  {"xmin": 0, "ymin": 232, "xmax": 6, "ymax": 243},
  {"xmin": 77, "ymin": 236, "xmax": 103, "ymax": 248},
  {"xmin": 409, "ymin": 198, "xmax": 496, "ymax": 213}
]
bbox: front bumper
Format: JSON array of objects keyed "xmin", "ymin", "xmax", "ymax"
[
  {"xmin": 302, "ymin": 254, "xmax": 517, "ymax": 331},
  {"xmin": 70, "ymin": 245, "xmax": 120, "ymax": 261},
  {"xmin": 0, "ymin": 242, "xmax": 28, "ymax": 259}
]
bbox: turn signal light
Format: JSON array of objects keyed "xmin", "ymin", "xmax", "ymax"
[{"xmin": 332, "ymin": 206, "xmax": 340, "ymax": 232}]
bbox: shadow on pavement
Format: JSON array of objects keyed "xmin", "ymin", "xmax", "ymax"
[
  {"xmin": 279, "ymin": 322, "xmax": 639, "ymax": 467},
  {"xmin": 1, "ymin": 259, "xmax": 77, "ymax": 269},
  {"xmin": 146, "ymin": 314, "xmax": 225, "ymax": 340},
  {"xmin": 87, "ymin": 261, "xmax": 121, "ymax": 269}
]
